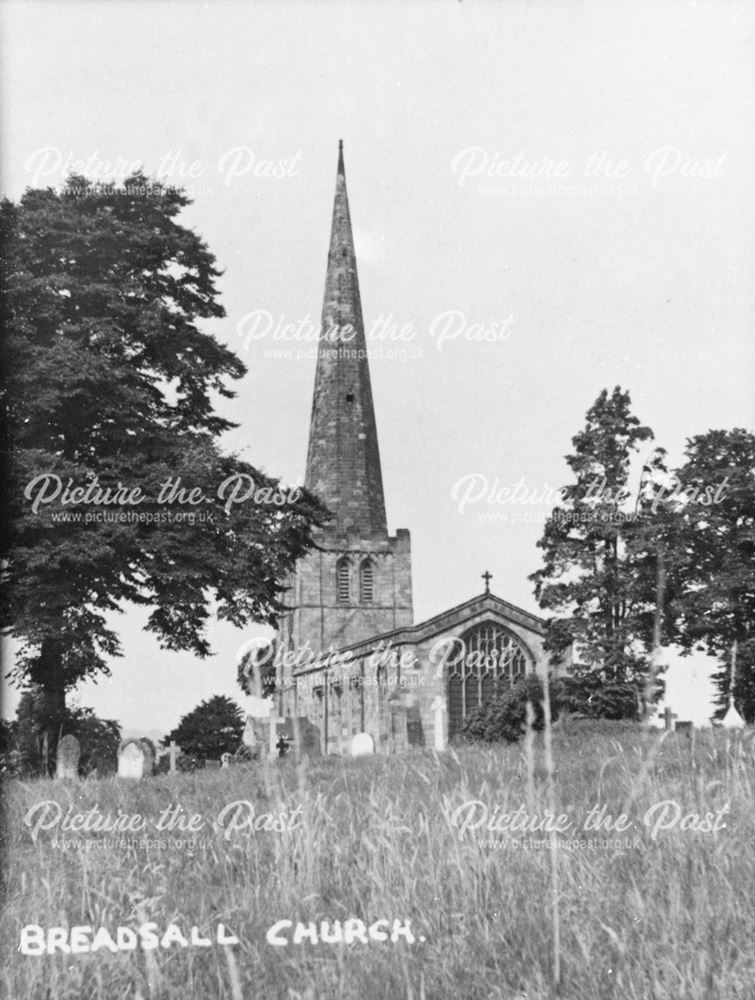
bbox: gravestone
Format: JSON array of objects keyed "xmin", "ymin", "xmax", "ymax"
[
  {"xmin": 91, "ymin": 752, "xmax": 116, "ymax": 778},
  {"xmin": 117, "ymin": 739, "xmax": 150, "ymax": 779},
  {"xmin": 242, "ymin": 717, "xmax": 257, "ymax": 749},
  {"xmin": 56, "ymin": 734, "xmax": 80, "ymax": 780},
  {"xmin": 242, "ymin": 715, "xmax": 281, "ymax": 757},
  {"xmin": 405, "ymin": 701, "xmax": 425, "ymax": 748},
  {"xmin": 138, "ymin": 738, "xmax": 156, "ymax": 775},
  {"xmin": 431, "ymin": 695, "xmax": 447, "ymax": 751},
  {"xmin": 351, "ymin": 732, "xmax": 375, "ymax": 756},
  {"xmin": 389, "ymin": 698, "xmax": 408, "ymax": 750},
  {"xmin": 300, "ymin": 718, "xmax": 322, "ymax": 758},
  {"xmin": 280, "ymin": 717, "xmax": 321, "ymax": 758}
]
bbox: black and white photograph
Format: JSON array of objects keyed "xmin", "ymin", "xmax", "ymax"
[{"xmin": 1, "ymin": 2, "xmax": 754, "ymax": 998}]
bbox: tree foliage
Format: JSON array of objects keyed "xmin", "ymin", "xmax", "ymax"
[
  {"xmin": 531, "ymin": 388, "xmax": 753, "ymax": 722},
  {"xmin": 665, "ymin": 429, "xmax": 755, "ymax": 719},
  {"xmin": 164, "ymin": 694, "xmax": 244, "ymax": 761},
  {"xmin": 550, "ymin": 674, "xmax": 640, "ymax": 720},
  {"xmin": 0, "ymin": 174, "xmax": 327, "ymax": 750},
  {"xmin": 530, "ymin": 387, "xmax": 669, "ymax": 697}
]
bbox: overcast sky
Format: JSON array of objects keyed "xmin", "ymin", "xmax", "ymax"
[{"xmin": 2, "ymin": 0, "xmax": 753, "ymax": 733}]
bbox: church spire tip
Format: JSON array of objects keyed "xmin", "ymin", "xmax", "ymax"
[{"xmin": 306, "ymin": 143, "xmax": 387, "ymax": 535}]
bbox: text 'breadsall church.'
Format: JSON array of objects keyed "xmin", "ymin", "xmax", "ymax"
[{"xmin": 263, "ymin": 143, "xmax": 568, "ymax": 755}]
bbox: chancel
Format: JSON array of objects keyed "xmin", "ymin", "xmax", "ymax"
[{"xmin": 273, "ymin": 143, "xmax": 569, "ymax": 755}]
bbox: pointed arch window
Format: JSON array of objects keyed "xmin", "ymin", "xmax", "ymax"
[
  {"xmin": 336, "ymin": 557, "xmax": 350, "ymax": 604},
  {"xmin": 360, "ymin": 559, "xmax": 374, "ymax": 604},
  {"xmin": 446, "ymin": 623, "xmax": 531, "ymax": 739}
]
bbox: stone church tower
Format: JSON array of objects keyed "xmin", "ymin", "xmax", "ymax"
[{"xmin": 277, "ymin": 143, "xmax": 413, "ymax": 656}]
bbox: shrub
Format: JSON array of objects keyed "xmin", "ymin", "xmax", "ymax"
[
  {"xmin": 164, "ymin": 695, "xmax": 244, "ymax": 762},
  {"xmin": 460, "ymin": 674, "xmax": 558, "ymax": 743},
  {"xmin": 551, "ymin": 674, "xmax": 641, "ymax": 720}
]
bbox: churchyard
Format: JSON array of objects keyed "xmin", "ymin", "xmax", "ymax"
[{"xmin": 2, "ymin": 720, "xmax": 754, "ymax": 1000}]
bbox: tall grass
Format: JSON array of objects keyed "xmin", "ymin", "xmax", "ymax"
[{"xmin": 2, "ymin": 722, "xmax": 754, "ymax": 1000}]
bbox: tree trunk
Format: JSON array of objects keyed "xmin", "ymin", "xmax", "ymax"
[{"xmin": 29, "ymin": 637, "xmax": 68, "ymax": 775}]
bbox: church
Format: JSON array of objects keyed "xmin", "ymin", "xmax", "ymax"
[{"xmin": 270, "ymin": 143, "xmax": 566, "ymax": 755}]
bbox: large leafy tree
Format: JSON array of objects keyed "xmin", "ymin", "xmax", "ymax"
[
  {"xmin": 666, "ymin": 429, "xmax": 755, "ymax": 719},
  {"xmin": 1, "ymin": 173, "xmax": 326, "ymax": 759},
  {"xmin": 164, "ymin": 694, "xmax": 244, "ymax": 761},
  {"xmin": 530, "ymin": 387, "xmax": 670, "ymax": 702}
]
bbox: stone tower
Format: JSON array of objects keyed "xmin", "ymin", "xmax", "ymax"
[{"xmin": 278, "ymin": 142, "xmax": 413, "ymax": 655}]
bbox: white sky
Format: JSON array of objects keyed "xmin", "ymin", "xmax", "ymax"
[{"xmin": 2, "ymin": 0, "xmax": 753, "ymax": 733}]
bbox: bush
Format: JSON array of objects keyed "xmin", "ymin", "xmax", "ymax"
[
  {"xmin": 551, "ymin": 674, "xmax": 641, "ymax": 720},
  {"xmin": 460, "ymin": 674, "xmax": 558, "ymax": 744},
  {"xmin": 164, "ymin": 696, "xmax": 244, "ymax": 762}
]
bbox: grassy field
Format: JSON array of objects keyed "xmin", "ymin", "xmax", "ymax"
[{"xmin": 2, "ymin": 721, "xmax": 754, "ymax": 1000}]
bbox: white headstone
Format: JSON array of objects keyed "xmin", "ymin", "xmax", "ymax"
[
  {"xmin": 118, "ymin": 740, "xmax": 146, "ymax": 779},
  {"xmin": 56, "ymin": 734, "xmax": 80, "ymax": 780},
  {"xmin": 351, "ymin": 732, "xmax": 375, "ymax": 756}
]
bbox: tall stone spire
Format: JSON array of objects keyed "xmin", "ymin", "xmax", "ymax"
[
  {"xmin": 305, "ymin": 141, "xmax": 387, "ymax": 535},
  {"xmin": 276, "ymin": 144, "xmax": 413, "ymax": 659}
]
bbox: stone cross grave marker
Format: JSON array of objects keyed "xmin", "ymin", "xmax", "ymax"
[
  {"xmin": 56, "ymin": 734, "xmax": 80, "ymax": 780},
  {"xmin": 663, "ymin": 707, "xmax": 678, "ymax": 731},
  {"xmin": 156, "ymin": 740, "xmax": 179, "ymax": 774}
]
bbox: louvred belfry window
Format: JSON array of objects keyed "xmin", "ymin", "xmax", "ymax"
[
  {"xmin": 337, "ymin": 558, "xmax": 350, "ymax": 604},
  {"xmin": 360, "ymin": 560, "xmax": 374, "ymax": 603}
]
